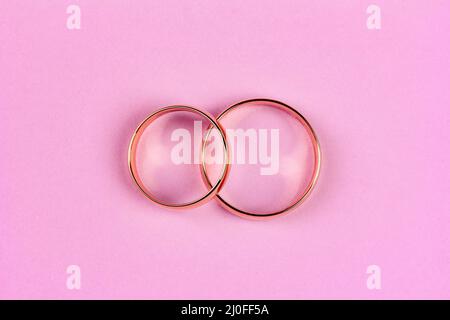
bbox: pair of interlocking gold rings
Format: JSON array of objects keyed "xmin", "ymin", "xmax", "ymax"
[{"xmin": 128, "ymin": 98, "xmax": 321, "ymax": 220}]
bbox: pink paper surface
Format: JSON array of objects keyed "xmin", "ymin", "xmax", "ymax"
[{"xmin": 1, "ymin": 0, "xmax": 449, "ymax": 299}]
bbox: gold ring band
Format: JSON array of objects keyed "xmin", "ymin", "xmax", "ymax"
[
  {"xmin": 128, "ymin": 106, "xmax": 230, "ymax": 209},
  {"xmin": 201, "ymin": 98, "xmax": 321, "ymax": 219}
]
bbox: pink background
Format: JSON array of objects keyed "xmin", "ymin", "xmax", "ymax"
[{"xmin": 1, "ymin": 0, "xmax": 450, "ymax": 299}]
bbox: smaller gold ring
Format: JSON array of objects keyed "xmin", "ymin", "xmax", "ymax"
[
  {"xmin": 201, "ymin": 98, "xmax": 322, "ymax": 219},
  {"xmin": 128, "ymin": 106, "xmax": 230, "ymax": 209}
]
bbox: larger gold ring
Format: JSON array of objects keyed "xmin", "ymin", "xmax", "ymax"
[
  {"xmin": 128, "ymin": 106, "xmax": 230, "ymax": 209},
  {"xmin": 201, "ymin": 98, "xmax": 321, "ymax": 219}
]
